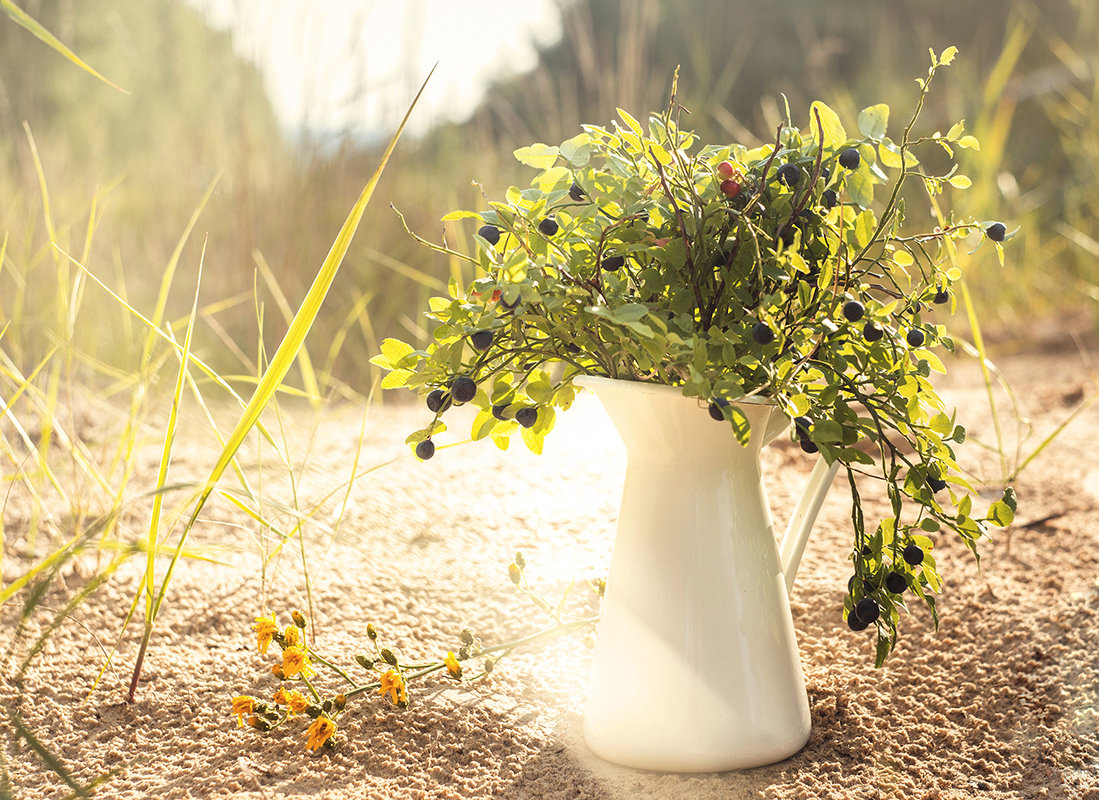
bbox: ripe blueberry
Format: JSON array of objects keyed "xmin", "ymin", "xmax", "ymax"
[
  {"xmin": 986, "ymin": 222, "xmax": 1006, "ymax": 242},
  {"xmin": 855, "ymin": 597, "xmax": 880, "ymax": 624},
  {"xmin": 415, "ymin": 439, "xmax": 435, "ymax": 460},
  {"xmin": 863, "ymin": 322, "xmax": 884, "ymax": 342},
  {"xmin": 906, "ymin": 328, "xmax": 926, "ymax": 348},
  {"xmin": 842, "ymin": 300, "xmax": 866, "ymax": 322},
  {"xmin": 470, "ymin": 330, "xmax": 494, "ymax": 351},
  {"xmin": 498, "ymin": 292, "xmax": 520, "ymax": 311},
  {"xmin": 569, "ymin": 182, "xmax": 586, "ymax": 201},
  {"xmin": 478, "ymin": 224, "xmax": 501, "ymax": 246},
  {"xmin": 538, "ymin": 217, "xmax": 559, "ymax": 237},
  {"xmin": 847, "ymin": 612, "xmax": 870, "ymax": 631},
  {"xmin": 451, "ymin": 376, "xmax": 477, "ymax": 404},
  {"xmin": 515, "ymin": 407, "xmax": 538, "ymax": 428},
  {"xmin": 751, "ymin": 321, "xmax": 775, "ymax": 345},
  {"xmin": 602, "ymin": 254, "xmax": 625, "ymax": 270},
  {"xmin": 794, "ymin": 416, "xmax": 812, "ymax": 435},
  {"xmin": 933, "ymin": 286, "xmax": 950, "ymax": 304},
  {"xmin": 800, "ymin": 438, "xmax": 819, "ymax": 454},
  {"xmin": 426, "ymin": 389, "xmax": 452, "ymax": 414},
  {"xmin": 839, "ymin": 147, "xmax": 860, "ymax": 169},
  {"xmin": 708, "ymin": 398, "xmax": 728, "ymax": 421},
  {"xmin": 491, "ymin": 403, "xmax": 510, "ymax": 421},
  {"xmin": 777, "ymin": 163, "xmax": 801, "ymax": 187},
  {"xmin": 720, "ymin": 178, "xmax": 742, "ymax": 198},
  {"xmin": 927, "ymin": 475, "xmax": 947, "ymax": 493},
  {"xmin": 902, "ymin": 543, "xmax": 924, "ymax": 566},
  {"xmin": 885, "ymin": 571, "xmax": 908, "ymax": 594},
  {"xmin": 822, "ymin": 189, "xmax": 839, "ymax": 209}
]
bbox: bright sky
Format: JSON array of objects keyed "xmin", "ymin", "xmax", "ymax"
[{"xmin": 185, "ymin": 0, "xmax": 563, "ymax": 140}]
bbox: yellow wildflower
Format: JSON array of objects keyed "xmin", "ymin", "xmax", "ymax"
[
  {"xmin": 286, "ymin": 690, "xmax": 310, "ymax": 715},
  {"xmin": 284, "ymin": 625, "xmax": 299, "ymax": 648},
  {"xmin": 273, "ymin": 687, "xmax": 293, "ymax": 706},
  {"xmin": 306, "ymin": 716, "xmax": 337, "ymax": 752},
  {"xmin": 444, "ymin": 652, "xmax": 463, "ymax": 680},
  {"xmin": 271, "ymin": 663, "xmax": 286, "ymax": 680},
  {"xmin": 231, "ymin": 695, "xmax": 255, "ymax": 726},
  {"xmin": 378, "ymin": 669, "xmax": 407, "ymax": 706},
  {"xmin": 253, "ymin": 615, "xmax": 279, "ymax": 654},
  {"xmin": 282, "ymin": 645, "xmax": 313, "ymax": 678}
]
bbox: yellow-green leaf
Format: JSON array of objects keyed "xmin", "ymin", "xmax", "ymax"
[
  {"xmin": 513, "ymin": 143, "xmax": 560, "ymax": 169},
  {"xmin": 809, "ymin": 101, "xmax": 847, "ymax": 150},
  {"xmin": 441, "ymin": 210, "xmax": 482, "ymax": 222},
  {"xmin": 948, "ymin": 174, "xmax": 972, "ymax": 189},
  {"xmin": 857, "ymin": 104, "xmax": 890, "ymax": 141}
]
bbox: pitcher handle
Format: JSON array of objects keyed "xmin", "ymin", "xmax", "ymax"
[{"xmin": 779, "ymin": 457, "xmax": 841, "ymax": 596}]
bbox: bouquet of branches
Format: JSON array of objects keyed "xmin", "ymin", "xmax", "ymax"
[{"xmin": 373, "ymin": 48, "xmax": 1016, "ymax": 664}]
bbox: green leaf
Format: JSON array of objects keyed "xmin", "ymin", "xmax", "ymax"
[
  {"xmin": 380, "ymin": 369, "xmax": 413, "ymax": 389},
  {"xmin": 857, "ymin": 104, "xmax": 890, "ymax": 141},
  {"xmin": 378, "ymin": 337, "xmax": 414, "ymax": 369},
  {"xmin": 514, "ymin": 143, "xmax": 560, "ymax": 169},
  {"xmin": 534, "ymin": 166, "xmax": 572, "ymax": 192},
  {"xmin": 809, "ymin": 101, "xmax": 847, "ymax": 150},
  {"xmin": 617, "ymin": 107, "xmax": 643, "ymax": 136},
  {"xmin": 521, "ymin": 424, "xmax": 545, "ymax": 455},
  {"xmin": 986, "ymin": 500, "xmax": 1015, "ymax": 528},
  {"xmin": 471, "ymin": 410, "xmax": 497, "ymax": 441},
  {"xmin": 441, "ymin": 210, "xmax": 483, "ymax": 222},
  {"xmin": 847, "ymin": 160, "xmax": 876, "ymax": 208},
  {"xmin": 727, "ymin": 406, "xmax": 751, "ymax": 446},
  {"xmin": 560, "ymin": 133, "xmax": 592, "ymax": 167}
]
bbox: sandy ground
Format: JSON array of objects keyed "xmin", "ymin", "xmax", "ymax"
[{"xmin": 3, "ymin": 351, "xmax": 1099, "ymax": 799}]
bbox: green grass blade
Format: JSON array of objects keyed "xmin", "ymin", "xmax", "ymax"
[
  {"xmin": 959, "ymin": 279, "xmax": 1008, "ymax": 481},
  {"xmin": 123, "ymin": 66, "xmax": 435, "ymax": 700},
  {"xmin": 143, "ymin": 176, "xmax": 220, "ymax": 365},
  {"xmin": 141, "ymin": 240, "xmax": 205, "ymax": 623},
  {"xmin": 254, "ymin": 249, "xmax": 322, "ymax": 403},
  {"xmin": 1010, "ymin": 386, "xmax": 1099, "ymax": 481},
  {"xmin": 1, "ymin": 0, "xmax": 126, "ymax": 92}
]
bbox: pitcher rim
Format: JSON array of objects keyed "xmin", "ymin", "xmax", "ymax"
[{"xmin": 573, "ymin": 374, "xmax": 776, "ymax": 407}]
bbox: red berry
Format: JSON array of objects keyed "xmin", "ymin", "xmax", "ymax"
[
  {"xmin": 717, "ymin": 160, "xmax": 736, "ymax": 180},
  {"xmin": 720, "ymin": 178, "xmax": 742, "ymax": 198}
]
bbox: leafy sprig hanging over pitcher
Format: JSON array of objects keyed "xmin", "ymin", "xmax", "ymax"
[{"xmin": 372, "ymin": 47, "xmax": 1017, "ymax": 665}]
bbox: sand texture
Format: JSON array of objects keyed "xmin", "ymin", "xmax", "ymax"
[{"xmin": 3, "ymin": 353, "xmax": 1099, "ymax": 799}]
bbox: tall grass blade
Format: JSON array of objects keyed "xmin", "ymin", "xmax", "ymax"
[
  {"xmin": 1, "ymin": 0, "xmax": 126, "ymax": 92},
  {"xmin": 126, "ymin": 241, "xmax": 205, "ymax": 702},
  {"xmin": 125, "ymin": 65, "xmax": 436, "ymax": 700},
  {"xmin": 959, "ymin": 280, "xmax": 1009, "ymax": 481},
  {"xmin": 253, "ymin": 249, "xmax": 322, "ymax": 403}
]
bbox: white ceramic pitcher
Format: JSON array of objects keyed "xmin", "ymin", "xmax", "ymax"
[{"xmin": 576, "ymin": 375, "xmax": 839, "ymax": 772}]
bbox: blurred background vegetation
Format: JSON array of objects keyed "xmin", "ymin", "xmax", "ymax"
[{"xmin": 2, "ymin": 0, "xmax": 1097, "ymax": 399}]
